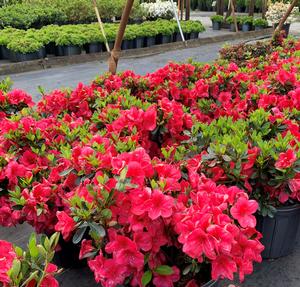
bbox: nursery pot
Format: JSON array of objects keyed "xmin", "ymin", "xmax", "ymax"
[
  {"xmin": 174, "ymin": 32, "xmax": 182, "ymax": 42},
  {"xmin": 145, "ymin": 36, "xmax": 156, "ymax": 47},
  {"xmin": 53, "ymin": 238, "xmax": 86, "ymax": 268},
  {"xmin": 184, "ymin": 32, "xmax": 191, "ymax": 40},
  {"xmin": 45, "ymin": 42, "xmax": 56, "ymax": 55},
  {"xmin": 121, "ymin": 39, "xmax": 134, "ymax": 50},
  {"xmin": 256, "ymin": 204, "xmax": 300, "ymax": 259},
  {"xmin": 9, "ymin": 48, "xmax": 45, "ymax": 62},
  {"xmin": 242, "ymin": 23, "xmax": 251, "ymax": 32},
  {"xmin": 255, "ymin": 25, "xmax": 264, "ymax": 31},
  {"xmin": 212, "ymin": 21, "xmax": 221, "ymax": 30},
  {"xmin": 1, "ymin": 46, "xmax": 10, "ymax": 60},
  {"xmin": 62, "ymin": 45, "xmax": 82, "ymax": 56},
  {"xmin": 274, "ymin": 23, "xmax": 291, "ymax": 37},
  {"xmin": 86, "ymin": 42, "xmax": 102, "ymax": 54},
  {"xmin": 134, "ymin": 37, "xmax": 144, "ymax": 49},
  {"xmin": 190, "ymin": 32, "xmax": 199, "ymax": 39},
  {"xmin": 161, "ymin": 35, "xmax": 172, "ymax": 44}
]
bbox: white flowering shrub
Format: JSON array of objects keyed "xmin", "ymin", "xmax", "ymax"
[
  {"xmin": 141, "ymin": 0, "xmax": 176, "ymax": 20},
  {"xmin": 266, "ymin": 2, "xmax": 298, "ymax": 24}
]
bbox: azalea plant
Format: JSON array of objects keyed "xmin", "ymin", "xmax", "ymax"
[
  {"xmin": 0, "ymin": 37, "xmax": 299, "ymax": 286},
  {"xmin": 0, "ymin": 232, "xmax": 61, "ymax": 287},
  {"xmin": 266, "ymin": 1, "xmax": 298, "ymax": 24},
  {"xmin": 141, "ymin": 0, "xmax": 175, "ymax": 20}
]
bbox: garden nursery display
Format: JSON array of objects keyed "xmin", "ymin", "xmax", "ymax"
[{"xmin": 0, "ymin": 33, "xmax": 299, "ymax": 286}]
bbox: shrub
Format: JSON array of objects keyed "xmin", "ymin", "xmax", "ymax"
[
  {"xmin": 253, "ymin": 18, "xmax": 268, "ymax": 27},
  {"xmin": 210, "ymin": 15, "xmax": 224, "ymax": 23},
  {"xmin": 7, "ymin": 37, "xmax": 44, "ymax": 53},
  {"xmin": 240, "ymin": 16, "xmax": 253, "ymax": 25}
]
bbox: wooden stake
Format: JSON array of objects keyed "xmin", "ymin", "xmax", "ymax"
[
  {"xmin": 92, "ymin": 0, "xmax": 110, "ymax": 53},
  {"xmin": 108, "ymin": 0, "xmax": 134, "ymax": 74},
  {"xmin": 274, "ymin": 0, "xmax": 297, "ymax": 35}
]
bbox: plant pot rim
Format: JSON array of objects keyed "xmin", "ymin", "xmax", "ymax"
[
  {"xmin": 202, "ymin": 279, "xmax": 218, "ymax": 287},
  {"xmin": 274, "ymin": 203, "xmax": 300, "ymax": 213}
]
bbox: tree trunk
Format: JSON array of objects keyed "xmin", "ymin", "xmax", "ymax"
[
  {"xmin": 108, "ymin": 0, "xmax": 134, "ymax": 74},
  {"xmin": 274, "ymin": 0, "xmax": 297, "ymax": 35},
  {"xmin": 186, "ymin": 0, "xmax": 191, "ymax": 20},
  {"xmin": 248, "ymin": 0, "xmax": 255, "ymax": 16},
  {"xmin": 216, "ymin": 0, "xmax": 225, "ymax": 15}
]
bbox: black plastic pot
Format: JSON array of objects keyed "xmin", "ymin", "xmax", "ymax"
[
  {"xmin": 62, "ymin": 45, "xmax": 82, "ymax": 56},
  {"xmin": 190, "ymin": 32, "xmax": 199, "ymax": 39},
  {"xmin": 274, "ymin": 23, "xmax": 291, "ymax": 37},
  {"xmin": 45, "ymin": 42, "xmax": 56, "ymax": 55},
  {"xmin": 174, "ymin": 32, "xmax": 182, "ymax": 42},
  {"xmin": 53, "ymin": 238, "xmax": 86, "ymax": 268},
  {"xmin": 86, "ymin": 42, "xmax": 102, "ymax": 54},
  {"xmin": 184, "ymin": 33, "xmax": 191, "ymax": 40},
  {"xmin": 212, "ymin": 21, "xmax": 221, "ymax": 30},
  {"xmin": 256, "ymin": 204, "xmax": 300, "ymax": 259},
  {"xmin": 242, "ymin": 23, "xmax": 251, "ymax": 32},
  {"xmin": 0, "ymin": 46, "xmax": 10, "ymax": 60},
  {"xmin": 108, "ymin": 41, "xmax": 115, "ymax": 51},
  {"xmin": 121, "ymin": 39, "xmax": 134, "ymax": 50},
  {"xmin": 145, "ymin": 36, "xmax": 156, "ymax": 47},
  {"xmin": 9, "ymin": 47, "xmax": 45, "ymax": 62},
  {"xmin": 134, "ymin": 37, "xmax": 144, "ymax": 49},
  {"xmin": 255, "ymin": 25, "xmax": 264, "ymax": 31},
  {"xmin": 161, "ymin": 35, "xmax": 172, "ymax": 44}
]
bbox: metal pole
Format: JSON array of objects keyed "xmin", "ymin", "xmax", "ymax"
[
  {"xmin": 92, "ymin": 0, "xmax": 110, "ymax": 52},
  {"xmin": 108, "ymin": 0, "xmax": 134, "ymax": 74},
  {"xmin": 170, "ymin": 0, "xmax": 186, "ymax": 44}
]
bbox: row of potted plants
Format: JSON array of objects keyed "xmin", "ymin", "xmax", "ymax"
[
  {"xmin": 0, "ymin": 19, "xmax": 205, "ymax": 62},
  {"xmin": 0, "ymin": 0, "xmax": 143, "ymax": 29},
  {"xmin": 210, "ymin": 15, "xmax": 269, "ymax": 32},
  {"xmin": 0, "ymin": 36, "xmax": 299, "ymax": 286}
]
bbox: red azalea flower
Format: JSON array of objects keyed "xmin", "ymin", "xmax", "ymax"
[
  {"xmin": 79, "ymin": 239, "xmax": 95, "ymax": 260},
  {"xmin": 147, "ymin": 190, "xmax": 174, "ymax": 220},
  {"xmin": 275, "ymin": 149, "xmax": 297, "ymax": 169},
  {"xmin": 55, "ymin": 211, "xmax": 76, "ymax": 241},
  {"xmin": 230, "ymin": 197, "xmax": 258, "ymax": 228}
]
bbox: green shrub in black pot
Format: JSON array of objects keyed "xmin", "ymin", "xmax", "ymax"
[
  {"xmin": 55, "ymin": 29, "xmax": 85, "ymax": 56},
  {"xmin": 154, "ymin": 20, "xmax": 176, "ymax": 44},
  {"xmin": 226, "ymin": 16, "xmax": 238, "ymax": 32},
  {"xmin": 210, "ymin": 15, "xmax": 224, "ymax": 30},
  {"xmin": 139, "ymin": 23, "xmax": 157, "ymax": 47},
  {"xmin": 253, "ymin": 18, "xmax": 268, "ymax": 30},
  {"xmin": 240, "ymin": 16, "xmax": 253, "ymax": 31},
  {"xmin": 7, "ymin": 37, "xmax": 45, "ymax": 62}
]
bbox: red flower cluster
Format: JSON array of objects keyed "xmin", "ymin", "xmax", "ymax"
[{"xmin": 0, "ymin": 37, "xmax": 299, "ymax": 286}]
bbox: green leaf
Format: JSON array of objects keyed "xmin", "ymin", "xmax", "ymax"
[
  {"xmin": 101, "ymin": 209, "xmax": 112, "ymax": 220},
  {"xmin": 59, "ymin": 167, "xmax": 74, "ymax": 177},
  {"xmin": 141, "ymin": 270, "xmax": 152, "ymax": 286},
  {"xmin": 9, "ymin": 259, "xmax": 21, "ymax": 280},
  {"xmin": 72, "ymin": 226, "xmax": 87, "ymax": 244},
  {"xmin": 154, "ymin": 265, "xmax": 174, "ymax": 275},
  {"xmin": 88, "ymin": 222, "xmax": 106, "ymax": 238},
  {"xmin": 28, "ymin": 233, "xmax": 39, "ymax": 258}
]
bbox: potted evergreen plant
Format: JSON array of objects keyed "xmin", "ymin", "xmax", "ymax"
[
  {"xmin": 240, "ymin": 16, "xmax": 253, "ymax": 31},
  {"xmin": 210, "ymin": 15, "xmax": 224, "ymax": 30},
  {"xmin": 253, "ymin": 18, "xmax": 268, "ymax": 30}
]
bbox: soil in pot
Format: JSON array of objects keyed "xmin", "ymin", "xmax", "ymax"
[
  {"xmin": 212, "ymin": 21, "xmax": 221, "ymax": 30},
  {"xmin": 256, "ymin": 204, "xmax": 300, "ymax": 259}
]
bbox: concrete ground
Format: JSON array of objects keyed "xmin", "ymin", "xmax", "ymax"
[{"xmin": 0, "ymin": 13, "xmax": 300, "ymax": 287}]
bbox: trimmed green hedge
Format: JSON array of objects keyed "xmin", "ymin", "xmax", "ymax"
[
  {"xmin": 0, "ymin": 0, "xmax": 143, "ymax": 29},
  {"xmin": 0, "ymin": 20, "xmax": 205, "ymax": 54}
]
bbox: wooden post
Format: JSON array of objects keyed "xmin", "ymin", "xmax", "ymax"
[
  {"xmin": 180, "ymin": 0, "xmax": 184, "ymax": 20},
  {"xmin": 261, "ymin": 0, "xmax": 267, "ymax": 19},
  {"xmin": 274, "ymin": 0, "xmax": 297, "ymax": 35},
  {"xmin": 248, "ymin": 0, "xmax": 255, "ymax": 16},
  {"xmin": 186, "ymin": 0, "xmax": 191, "ymax": 20},
  {"xmin": 216, "ymin": 0, "xmax": 224, "ymax": 15},
  {"xmin": 230, "ymin": 0, "xmax": 238, "ymax": 32},
  {"xmin": 92, "ymin": 0, "xmax": 110, "ymax": 52},
  {"xmin": 108, "ymin": 0, "xmax": 134, "ymax": 74}
]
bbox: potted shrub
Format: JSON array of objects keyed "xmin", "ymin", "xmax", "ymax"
[
  {"xmin": 253, "ymin": 18, "xmax": 268, "ymax": 30},
  {"xmin": 240, "ymin": 16, "xmax": 253, "ymax": 31},
  {"xmin": 193, "ymin": 111, "xmax": 300, "ymax": 259},
  {"xmin": 225, "ymin": 16, "xmax": 238, "ymax": 32},
  {"xmin": 7, "ymin": 37, "xmax": 45, "ymax": 62},
  {"xmin": 210, "ymin": 15, "xmax": 224, "ymax": 30},
  {"xmin": 155, "ymin": 20, "xmax": 176, "ymax": 44},
  {"xmin": 140, "ymin": 23, "xmax": 157, "ymax": 47},
  {"xmin": 122, "ymin": 28, "xmax": 135, "ymax": 50},
  {"xmin": 55, "ymin": 28, "xmax": 85, "ymax": 56},
  {"xmin": 266, "ymin": 1, "xmax": 298, "ymax": 37}
]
